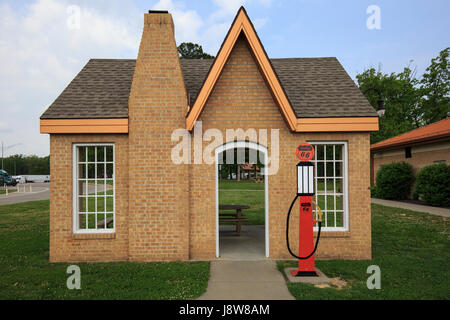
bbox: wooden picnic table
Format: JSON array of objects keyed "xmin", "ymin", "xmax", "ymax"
[{"xmin": 219, "ymin": 204, "xmax": 250, "ymax": 236}]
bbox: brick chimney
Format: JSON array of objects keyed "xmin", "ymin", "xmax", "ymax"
[{"xmin": 128, "ymin": 11, "xmax": 189, "ymax": 261}]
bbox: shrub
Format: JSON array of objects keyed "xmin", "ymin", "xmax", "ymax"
[
  {"xmin": 370, "ymin": 185, "xmax": 380, "ymax": 198},
  {"xmin": 414, "ymin": 163, "xmax": 450, "ymax": 207},
  {"xmin": 375, "ymin": 162, "xmax": 414, "ymax": 200}
]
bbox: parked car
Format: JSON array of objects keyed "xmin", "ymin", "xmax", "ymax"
[{"xmin": 0, "ymin": 169, "xmax": 17, "ymax": 186}]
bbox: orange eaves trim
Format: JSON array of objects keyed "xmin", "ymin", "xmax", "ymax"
[
  {"xmin": 371, "ymin": 118, "xmax": 450, "ymax": 152},
  {"xmin": 40, "ymin": 119, "xmax": 129, "ymax": 134},
  {"xmin": 185, "ymin": 7, "xmax": 298, "ymax": 132},
  {"xmin": 296, "ymin": 117, "xmax": 379, "ymax": 132}
]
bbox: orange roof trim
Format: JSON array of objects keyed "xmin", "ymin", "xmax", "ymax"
[
  {"xmin": 371, "ymin": 118, "xmax": 450, "ymax": 152},
  {"xmin": 185, "ymin": 7, "xmax": 298, "ymax": 131},
  {"xmin": 185, "ymin": 7, "xmax": 378, "ymax": 133},
  {"xmin": 298, "ymin": 117, "xmax": 379, "ymax": 132},
  {"xmin": 40, "ymin": 118, "xmax": 129, "ymax": 134}
]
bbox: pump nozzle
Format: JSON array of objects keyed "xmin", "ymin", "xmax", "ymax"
[{"xmin": 312, "ymin": 200, "xmax": 323, "ymax": 223}]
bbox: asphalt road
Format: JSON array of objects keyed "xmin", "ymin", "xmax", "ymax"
[
  {"xmin": 0, "ymin": 182, "xmax": 50, "ymax": 205},
  {"xmin": 0, "ymin": 182, "xmax": 112, "ymax": 206}
]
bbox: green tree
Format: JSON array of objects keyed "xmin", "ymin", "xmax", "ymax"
[
  {"xmin": 357, "ymin": 47, "xmax": 449, "ymax": 144},
  {"xmin": 419, "ymin": 47, "xmax": 449, "ymax": 124},
  {"xmin": 218, "ymin": 148, "xmax": 265, "ymax": 180},
  {"xmin": 357, "ymin": 66, "xmax": 421, "ymax": 144},
  {"xmin": 177, "ymin": 42, "xmax": 214, "ymax": 59},
  {"xmin": 2, "ymin": 154, "xmax": 50, "ymax": 175}
]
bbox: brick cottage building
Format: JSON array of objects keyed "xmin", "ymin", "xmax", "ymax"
[
  {"xmin": 40, "ymin": 7, "xmax": 379, "ymax": 262},
  {"xmin": 371, "ymin": 118, "xmax": 450, "ymax": 185}
]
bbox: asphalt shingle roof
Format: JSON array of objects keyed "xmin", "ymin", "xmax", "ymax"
[
  {"xmin": 41, "ymin": 59, "xmax": 135, "ymax": 119},
  {"xmin": 40, "ymin": 57, "xmax": 377, "ymax": 119}
]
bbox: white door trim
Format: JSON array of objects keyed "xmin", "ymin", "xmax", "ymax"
[{"xmin": 215, "ymin": 141, "xmax": 269, "ymax": 258}]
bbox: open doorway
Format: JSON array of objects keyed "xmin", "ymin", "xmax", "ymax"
[{"xmin": 215, "ymin": 141, "xmax": 269, "ymax": 259}]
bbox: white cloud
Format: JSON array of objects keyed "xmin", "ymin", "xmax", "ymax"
[
  {"xmin": 0, "ymin": 0, "xmax": 271, "ymax": 157},
  {"xmin": 210, "ymin": 0, "xmax": 246, "ymax": 21},
  {"xmin": 210, "ymin": 0, "xmax": 272, "ymax": 20},
  {"xmin": 0, "ymin": 0, "xmax": 141, "ymax": 156},
  {"xmin": 160, "ymin": 0, "xmax": 270, "ymax": 55},
  {"xmin": 253, "ymin": 17, "xmax": 268, "ymax": 30},
  {"xmin": 0, "ymin": 121, "xmax": 12, "ymax": 133},
  {"xmin": 152, "ymin": 0, "xmax": 204, "ymax": 44}
]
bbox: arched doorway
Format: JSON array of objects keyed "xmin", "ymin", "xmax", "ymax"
[{"xmin": 215, "ymin": 141, "xmax": 269, "ymax": 259}]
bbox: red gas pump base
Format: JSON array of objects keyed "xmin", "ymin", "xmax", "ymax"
[
  {"xmin": 293, "ymin": 196, "xmax": 318, "ymax": 277},
  {"xmin": 286, "ymin": 144, "xmax": 327, "ymax": 282}
]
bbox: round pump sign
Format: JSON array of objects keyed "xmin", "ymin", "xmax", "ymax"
[{"xmin": 296, "ymin": 143, "xmax": 315, "ymax": 162}]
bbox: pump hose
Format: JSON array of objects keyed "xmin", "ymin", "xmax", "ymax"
[{"xmin": 286, "ymin": 195, "xmax": 322, "ymax": 260}]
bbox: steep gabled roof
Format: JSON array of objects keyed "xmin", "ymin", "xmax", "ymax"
[
  {"xmin": 185, "ymin": 7, "xmax": 298, "ymax": 131},
  {"xmin": 371, "ymin": 118, "xmax": 450, "ymax": 152}
]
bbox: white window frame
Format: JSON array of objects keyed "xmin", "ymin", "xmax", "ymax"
[
  {"xmin": 308, "ymin": 141, "xmax": 349, "ymax": 232},
  {"xmin": 72, "ymin": 143, "xmax": 115, "ymax": 234}
]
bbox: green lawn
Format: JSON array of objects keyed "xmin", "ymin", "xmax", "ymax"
[
  {"xmin": 88, "ymin": 180, "xmax": 114, "ymax": 185},
  {"xmin": 0, "ymin": 189, "xmax": 17, "ymax": 195},
  {"xmin": 0, "ymin": 200, "xmax": 210, "ymax": 300},
  {"xmin": 278, "ymin": 204, "xmax": 450, "ymax": 299},
  {"xmin": 219, "ymin": 179, "xmax": 264, "ymax": 190},
  {"xmin": 1, "ymin": 182, "xmax": 448, "ymax": 300},
  {"xmin": 219, "ymin": 180, "xmax": 265, "ymax": 224}
]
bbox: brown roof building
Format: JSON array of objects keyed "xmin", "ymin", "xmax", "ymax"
[
  {"xmin": 40, "ymin": 7, "xmax": 379, "ymax": 262},
  {"xmin": 371, "ymin": 118, "xmax": 450, "ymax": 185}
]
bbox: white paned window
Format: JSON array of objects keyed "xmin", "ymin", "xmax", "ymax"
[
  {"xmin": 73, "ymin": 144, "xmax": 115, "ymax": 233},
  {"xmin": 309, "ymin": 141, "xmax": 349, "ymax": 231}
]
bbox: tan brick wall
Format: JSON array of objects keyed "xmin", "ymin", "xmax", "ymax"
[
  {"xmin": 189, "ymin": 35, "xmax": 372, "ymax": 260},
  {"xmin": 127, "ymin": 12, "xmax": 190, "ymax": 261},
  {"xmin": 48, "ymin": 27, "xmax": 373, "ymax": 262},
  {"xmin": 49, "ymin": 134, "xmax": 129, "ymax": 262}
]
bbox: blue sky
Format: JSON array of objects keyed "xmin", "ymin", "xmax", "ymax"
[{"xmin": 0, "ymin": 0, "xmax": 449, "ymax": 157}]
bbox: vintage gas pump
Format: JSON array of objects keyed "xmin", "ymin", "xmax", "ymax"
[{"xmin": 286, "ymin": 143, "xmax": 323, "ymax": 277}]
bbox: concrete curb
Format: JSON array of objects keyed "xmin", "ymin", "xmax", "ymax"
[{"xmin": 284, "ymin": 267, "xmax": 331, "ymax": 284}]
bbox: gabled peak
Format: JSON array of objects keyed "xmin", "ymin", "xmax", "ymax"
[{"xmin": 185, "ymin": 6, "xmax": 297, "ymax": 131}]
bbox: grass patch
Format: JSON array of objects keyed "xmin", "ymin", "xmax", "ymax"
[
  {"xmin": 219, "ymin": 179, "xmax": 264, "ymax": 190},
  {"xmin": 0, "ymin": 189, "xmax": 17, "ymax": 195},
  {"xmin": 278, "ymin": 204, "xmax": 449, "ymax": 299},
  {"xmin": 219, "ymin": 180, "xmax": 265, "ymax": 225},
  {"xmin": 0, "ymin": 200, "xmax": 210, "ymax": 300},
  {"xmin": 88, "ymin": 180, "xmax": 113, "ymax": 185}
]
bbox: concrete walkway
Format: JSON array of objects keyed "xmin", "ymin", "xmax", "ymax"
[
  {"xmin": 219, "ymin": 225, "xmax": 265, "ymax": 260},
  {"xmin": 372, "ymin": 198, "xmax": 450, "ymax": 218},
  {"xmin": 198, "ymin": 224, "xmax": 294, "ymax": 300},
  {"xmin": 198, "ymin": 260, "xmax": 294, "ymax": 300}
]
